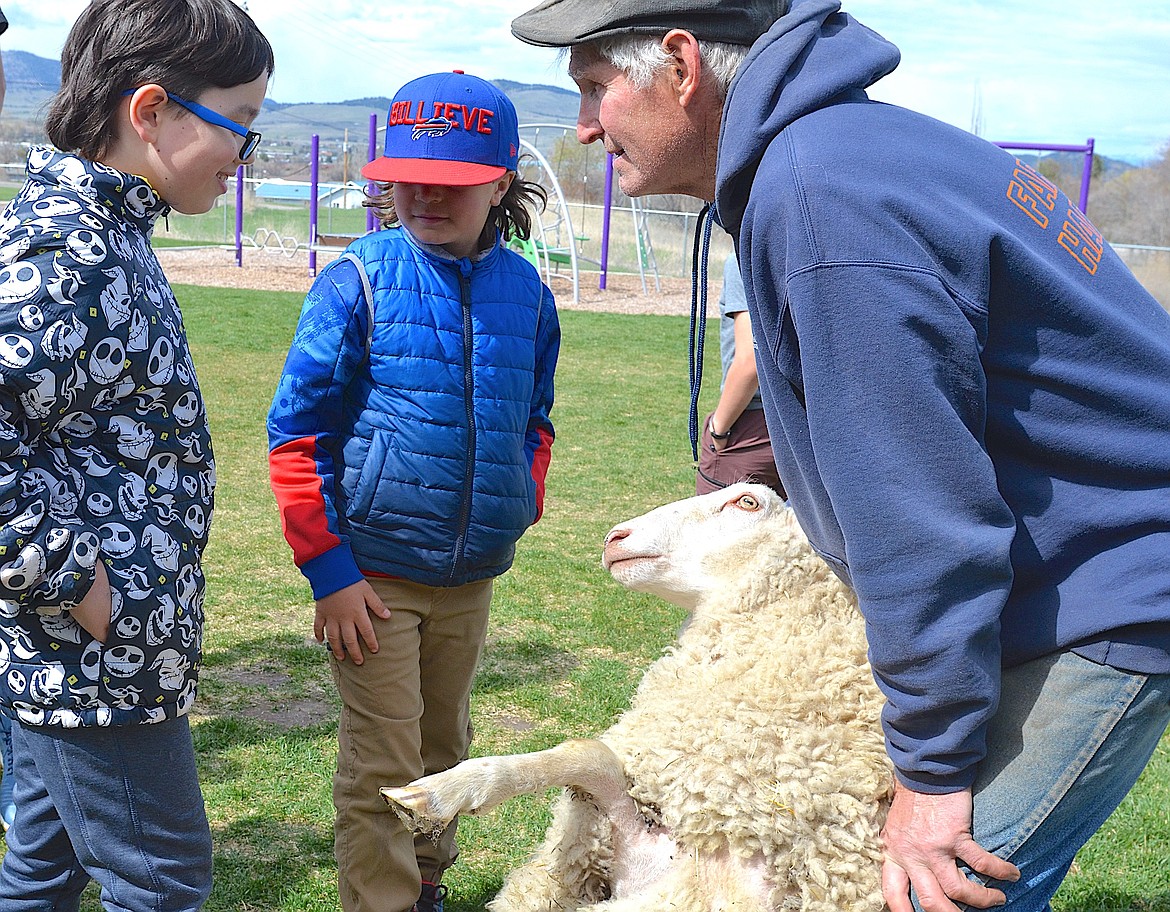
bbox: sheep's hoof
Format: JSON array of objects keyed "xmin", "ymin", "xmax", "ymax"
[{"xmin": 380, "ymin": 787, "xmax": 448, "ymax": 842}]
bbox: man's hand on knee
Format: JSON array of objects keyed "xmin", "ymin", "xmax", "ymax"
[{"xmin": 881, "ymin": 782, "xmax": 1020, "ymax": 912}]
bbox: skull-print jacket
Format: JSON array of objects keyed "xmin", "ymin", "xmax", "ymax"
[{"xmin": 0, "ymin": 148, "xmax": 215, "ymax": 727}]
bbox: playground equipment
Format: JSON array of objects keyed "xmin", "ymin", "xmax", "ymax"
[
  {"xmin": 630, "ymin": 195, "xmax": 662, "ymax": 293},
  {"xmin": 597, "ymin": 152, "xmax": 665, "ymax": 292},
  {"xmin": 233, "ymin": 164, "xmax": 244, "ymax": 267},
  {"xmin": 513, "ymin": 124, "xmax": 588, "ymax": 304},
  {"xmin": 517, "ymin": 124, "xmax": 665, "ymax": 294}
]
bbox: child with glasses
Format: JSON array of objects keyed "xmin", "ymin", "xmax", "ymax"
[
  {"xmin": 0, "ymin": 1, "xmax": 272, "ymax": 908},
  {"xmin": 268, "ymin": 70, "xmax": 559, "ymax": 912}
]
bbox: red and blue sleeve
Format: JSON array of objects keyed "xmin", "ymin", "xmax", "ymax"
[
  {"xmin": 267, "ymin": 258, "xmax": 369, "ymax": 599},
  {"xmin": 525, "ymin": 284, "xmax": 560, "ymax": 524}
]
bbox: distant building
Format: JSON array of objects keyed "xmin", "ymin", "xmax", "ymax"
[{"xmin": 254, "ymin": 179, "xmax": 366, "ymax": 209}]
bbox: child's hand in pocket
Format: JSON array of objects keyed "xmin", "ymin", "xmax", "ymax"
[{"xmin": 72, "ymin": 561, "xmax": 112, "ymax": 643}]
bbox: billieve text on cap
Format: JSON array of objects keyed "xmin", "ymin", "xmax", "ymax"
[{"xmin": 361, "ymin": 70, "xmax": 520, "ymax": 186}]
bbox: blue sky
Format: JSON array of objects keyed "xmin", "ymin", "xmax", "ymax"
[{"xmin": 5, "ymin": 0, "xmax": 1168, "ymax": 164}]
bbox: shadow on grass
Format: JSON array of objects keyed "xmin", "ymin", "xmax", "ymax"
[
  {"xmin": 199, "ymin": 629, "xmax": 580, "ymax": 728},
  {"xmin": 190, "ymin": 715, "xmax": 523, "ymax": 912},
  {"xmin": 475, "ymin": 634, "xmax": 579, "ymax": 693},
  {"xmin": 208, "ymin": 816, "xmax": 335, "ymax": 911},
  {"xmin": 185, "ymin": 631, "xmax": 582, "ymax": 911},
  {"xmin": 188, "ymin": 717, "xmax": 341, "ymax": 911}
]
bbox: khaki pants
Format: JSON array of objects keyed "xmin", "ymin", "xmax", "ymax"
[
  {"xmin": 331, "ymin": 575, "xmax": 493, "ymax": 912},
  {"xmin": 696, "ymin": 408, "xmax": 786, "ymax": 498}
]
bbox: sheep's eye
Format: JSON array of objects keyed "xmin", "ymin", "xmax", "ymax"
[{"xmin": 733, "ymin": 494, "xmax": 760, "ymax": 511}]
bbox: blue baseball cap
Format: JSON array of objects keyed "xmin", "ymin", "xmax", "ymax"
[{"xmin": 361, "ymin": 70, "xmax": 520, "ymax": 186}]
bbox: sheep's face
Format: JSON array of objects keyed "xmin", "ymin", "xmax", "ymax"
[{"xmin": 602, "ymin": 483, "xmax": 797, "ymax": 609}]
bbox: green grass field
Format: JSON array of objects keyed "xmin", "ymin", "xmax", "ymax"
[
  {"xmin": 6, "ymin": 282, "xmax": 1166, "ymax": 910},
  {"xmin": 160, "ymin": 286, "xmax": 711, "ymax": 912}
]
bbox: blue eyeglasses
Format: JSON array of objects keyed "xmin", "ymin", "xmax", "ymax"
[{"xmin": 122, "ymin": 88, "xmax": 262, "ymax": 160}]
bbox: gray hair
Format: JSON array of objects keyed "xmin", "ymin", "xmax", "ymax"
[{"xmin": 592, "ymin": 35, "xmax": 750, "ymax": 100}]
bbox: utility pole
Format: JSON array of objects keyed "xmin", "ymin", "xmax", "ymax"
[{"xmin": 970, "ymin": 79, "xmax": 984, "ymax": 138}]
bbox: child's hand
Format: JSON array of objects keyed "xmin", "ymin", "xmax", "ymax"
[
  {"xmin": 314, "ymin": 581, "xmax": 391, "ymax": 665},
  {"xmin": 72, "ymin": 561, "xmax": 112, "ymax": 643}
]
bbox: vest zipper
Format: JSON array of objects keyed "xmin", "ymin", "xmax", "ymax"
[{"xmin": 450, "ymin": 264, "xmax": 476, "ymax": 582}]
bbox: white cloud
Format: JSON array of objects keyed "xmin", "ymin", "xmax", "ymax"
[{"xmin": 243, "ymin": 0, "xmax": 572, "ymax": 102}]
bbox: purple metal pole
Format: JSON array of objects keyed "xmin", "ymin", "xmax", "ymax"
[
  {"xmin": 309, "ymin": 133, "xmax": 320, "ymax": 277},
  {"xmin": 599, "ymin": 153, "xmax": 613, "ymax": 290},
  {"xmin": 993, "ymin": 139, "xmax": 1095, "ymax": 213},
  {"xmin": 1078, "ymin": 138, "xmax": 1095, "ymax": 215},
  {"xmin": 994, "ymin": 141, "xmax": 1091, "ymax": 153},
  {"xmin": 367, "ymin": 113, "xmax": 378, "ymax": 234},
  {"xmin": 234, "ymin": 165, "xmax": 244, "ymax": 267}
]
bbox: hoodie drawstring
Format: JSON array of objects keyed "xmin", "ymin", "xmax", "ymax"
[{"xmin": 688, "ymin": 203, "xmax": 715, "ymax": 463}]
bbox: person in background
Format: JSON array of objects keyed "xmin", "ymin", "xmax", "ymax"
[
  {"xmin": 696, "ymin": 250, "xmax": 784, "ymax": 497},
  {"xmin": 0, "ymin": 0, "xmax": 272, "ymax": 907},
  {"xmin": 267, "ymin": 70, "xmax": 559, "ymax": 912},
  {"xmin": 509, "ymin": 0, "xmax": 1170, "ymax": 910}
]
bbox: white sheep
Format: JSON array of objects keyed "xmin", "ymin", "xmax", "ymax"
[{"xmin": 382, "ymin": 483, "xmax": 893, "ymax": 911}]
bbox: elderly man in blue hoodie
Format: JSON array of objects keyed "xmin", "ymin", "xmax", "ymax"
[{"xmin": 511, "ymin": 2, "xmax": 1170, "ymax": 911}]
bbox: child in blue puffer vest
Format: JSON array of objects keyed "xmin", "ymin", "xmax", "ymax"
[{"xmin": 267, "ymin": 70, "xmax": 559, "ymax": 912}]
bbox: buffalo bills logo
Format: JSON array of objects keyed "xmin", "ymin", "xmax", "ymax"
[{"xmin": 412, "ymin": 117, "xmax": 454, "ymax": 140}]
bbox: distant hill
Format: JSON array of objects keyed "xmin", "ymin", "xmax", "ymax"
[
  {"xmin": 2, "ymin": 50, "xmax": 61, "ymax": 121},
  {"xmin": 1010, "ymin": 149, "xmax": 1132, "ymax": 185},
  {"xmin": 0, "ymin": 51, "xmax": 581, "ymax": 150},
  {"xmin": 495, "ymin": 79, "xmax": 581, "ymax": 127},
  {"xmin": 252, "ymin": 81, "xmax": 580, "ymax": 151}
]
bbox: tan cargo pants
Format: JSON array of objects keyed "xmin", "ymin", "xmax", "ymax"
[{"xmin": 330, "ymin": 575, "xmax": 493, "ymax": 912}]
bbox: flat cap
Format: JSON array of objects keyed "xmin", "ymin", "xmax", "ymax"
[{"xmin": 511, "ymin": 0, "xmax": 789, "ymax": 48}]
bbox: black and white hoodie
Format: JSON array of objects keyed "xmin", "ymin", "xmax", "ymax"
[{"xmin": 0, "ymin": 147, "xmax": 215, "ymax": 727}]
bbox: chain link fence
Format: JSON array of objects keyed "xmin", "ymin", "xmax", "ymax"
[
  {"xmin": 145, "ymin": 179, "xmax": 1169, "ymax": 311},
  {"xmin": 1113, "ymin": 245, "xmax": 1170, "ymax": 312}
]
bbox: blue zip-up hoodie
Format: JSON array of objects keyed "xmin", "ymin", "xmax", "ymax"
[
  {"xmin": 714, "ymin": 0, "xmax": 1170, "ymax": 792},
  {"xmin": 268, "ymin": 227, "xmax": 558, "ymax": 595},
  {"xmin": 0, "ymin": 148, "xmax": 215, "ymax": 727}
]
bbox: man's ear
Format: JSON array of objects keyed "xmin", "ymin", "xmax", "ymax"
[
  {"xmin": 661, "ymin": 29, "xmax": 704, "ymax": 107},
  {"xmin": 124, "ymin": 84, "xmax": 170, "ymax": 145}
]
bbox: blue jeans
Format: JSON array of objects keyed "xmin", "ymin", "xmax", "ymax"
[
  {"xmin": 950, "ymin": 651, "xmax": 1170, "ymax": 912},
  {"xmin": 0, "ymin": 715, "xmax": 213, "ymax": 912}
]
